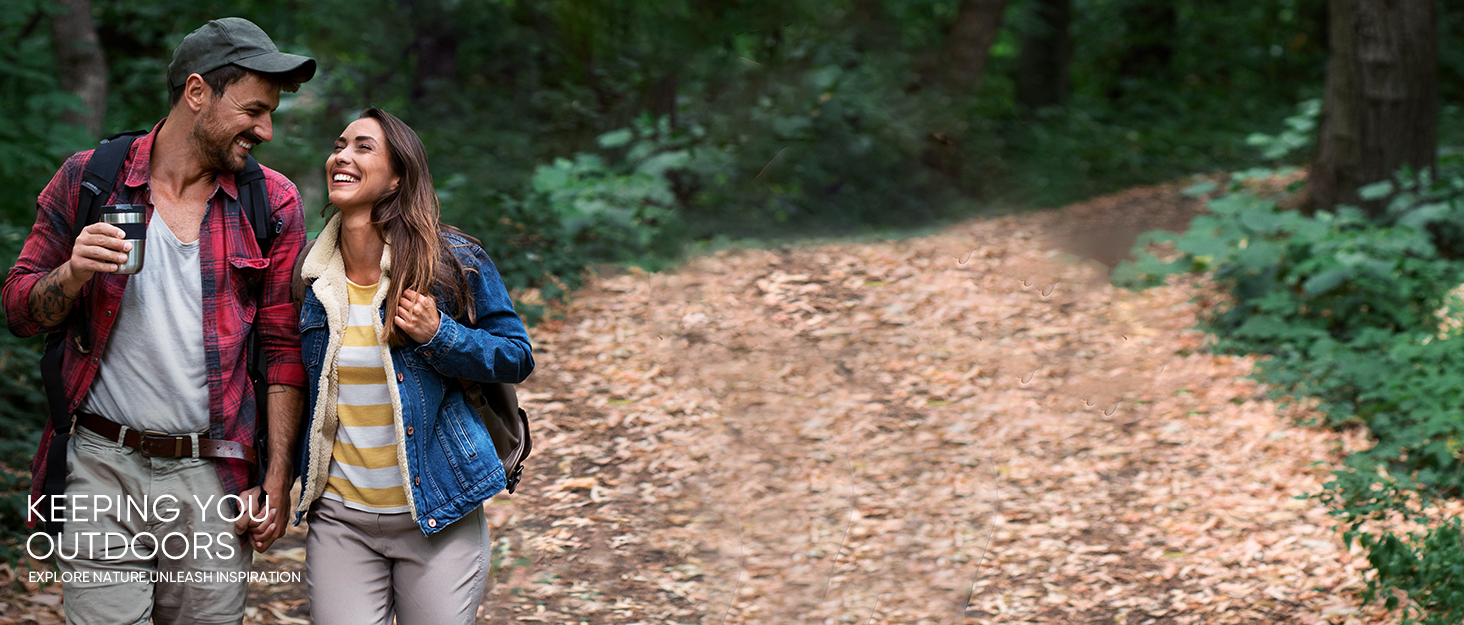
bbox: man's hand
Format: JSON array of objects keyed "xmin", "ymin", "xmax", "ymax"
[
  {"xmin": 28, "ymin": 222, "xmax": 132, "ymax": 328},
  {"xmin": 233, "ymin": 475, "xmax": 289, "ymax": 552},
  {"xmin": 69, "ymin": 222, "xmax": 132, "ymax": 282},
  {"xmin": 238, "ymin": 384, "xmax": 304, "ymax": 553}
]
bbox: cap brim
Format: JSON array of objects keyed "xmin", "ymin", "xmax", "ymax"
[{"xmin": 233, "ymin": 52, "xmax": 317, "ymax": 85}]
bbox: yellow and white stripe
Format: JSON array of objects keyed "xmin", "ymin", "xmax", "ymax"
[
  {"xmin": 321, "ymin": 280, "xmax": 409, "ymax": 513},
  {"xmin": 294, "ymin": 214, "xmax": 419, "ymax": 523}
]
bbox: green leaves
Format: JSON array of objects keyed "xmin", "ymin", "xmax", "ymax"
[
  {"xmin": 1361, "ymin": 181, "xmax": 1397, "ymax": 201},
  {"xmin": 1181, "ymin": 180, "xmax": 1218, "ymax": 197},
  {"xmin": 597, "ymin": 128, "xmax": 635, "ymax": 149},
  {"xmin": 445, "ymin": 115, "xmax": 689, "ymax": 306},
  {"xmin": 1115, "ymin": 128, "xmax": 1464, "ymax": 622},
  {"xmin": 1244, "ymin": 98, "xmax": 1321, "ymax": 162},
  {"xmin": 1301, "ymin": 267, "xmax": 1349, "ymax": 295}
]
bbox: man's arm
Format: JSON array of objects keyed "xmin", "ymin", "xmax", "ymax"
[
  {"xmin": 25, "ymin": 225, "xmax": 132, "ymax": 327},
  {"xmin": 237, "ymin": 383, "xmax": 302, "ymax": 552},
  {"xmin": 5, "ymin": 153, "xmax": 86, "ymax": 336},
  {"xmin": 234, "ymin": 169, "xmax": 309, "ymax": 552},
  {"xmin": 253, "ymin": 172, "xmax": 308, "ymax": 387},
  {"xmin": 27, "ymin": 264, "xmax": 85, "ymax": 329}
]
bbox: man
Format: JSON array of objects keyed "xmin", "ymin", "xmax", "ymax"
[{"xmin": 2, "ymin": 18, "xmax": 313, "ymax": 624}]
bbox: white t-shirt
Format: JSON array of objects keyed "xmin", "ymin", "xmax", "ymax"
[{"xmin": 79, "ymin": 214, "xmax": 209, "ymax": 434}]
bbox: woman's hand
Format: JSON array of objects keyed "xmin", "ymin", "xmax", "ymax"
[{"xmin": 395, "ymin": 289, "xmax": 440, "ymax": 344}]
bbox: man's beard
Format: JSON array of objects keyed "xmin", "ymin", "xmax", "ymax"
[{"xmin": 192, "ymin": 109, "xmax": 248, "ymax": 174}]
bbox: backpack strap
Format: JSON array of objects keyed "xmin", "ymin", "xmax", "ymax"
[
  {"xmin": 52, "ymin": 129, "xmax": 141, "ymax": 378},
  {"xmin": 234, "ymin": 154, "xmax": 286, "ymax": 489},
  {"xmin": 237, "ymin": 154, "xmax": 280, "ymax": 243},
  {"xmin": 72, "ymin": 130, "xmax": 146, "ymax": 243},
  {"xmin": 39, "ymin": 129, "xmax": 144, "ymax": 537}
]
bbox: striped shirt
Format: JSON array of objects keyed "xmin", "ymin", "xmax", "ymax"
[{"xmin": 322, "ymin": 280, "xmax": 408, "ymax": 513}]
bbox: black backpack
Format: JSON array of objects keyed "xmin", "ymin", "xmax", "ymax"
[{"xmin": 35, "ymin": 130, "xmax": 281, "ymax": 537}]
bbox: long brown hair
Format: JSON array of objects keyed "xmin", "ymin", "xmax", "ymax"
[{"xmin": 352, "ymin": 107, "xmax": 474, "ymax": 346}]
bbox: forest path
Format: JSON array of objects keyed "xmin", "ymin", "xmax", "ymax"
[
  {"xmin": 0, "ymin": 182, "xmax": 1381, "ymax": 625},
  {"xmin": 445, "ymin": 181, "xmax": 1380, "ymax": 625}
]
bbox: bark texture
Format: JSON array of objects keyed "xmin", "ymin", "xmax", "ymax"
[
  {"xmin": 1309, "ymin": 0, "xmax": 1437, "ymax": 215},
  {"xmin": 943, "ymin": 0, "xmax": 1009, "ymax": 92},
  {"xmin": 1015, "ymin": 0, "xmax": 1072, "ymax": 110},
  {"xmin": 49, "ymin": 0, "xmax": 107, "ymax": 137}
]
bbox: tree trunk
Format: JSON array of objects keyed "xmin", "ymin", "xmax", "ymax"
[
  {"xmin": 1308, "ymin": 0, "xmax": 1437, "ymax": 216},
  {"xmin": 404, "ymin": 0, "xmax": 460, "ymax": 107},
  {"xmin": 1015, "ymin": 0, "xmax": 1072, "ymax": 110},
  {"xmin": 943, "ymin": 0, "xmax": 1009, "ymax": 92},
  {"xmin": 49, "ymin": 0, "xmax": 107, "ymax": 137},
  {"xmin": 647, "ymin": 68, "xmax": 678, "ymax": 129},
  {"xmin": 1107, "ymin": 1, "xmax": 1176, "ymax": 101},
  {"xmin": 852, "ymin": 0, "xmax": 897, "ymax": 53},
  {"xmin": 410, "ymin": 31, "xmax": 459, "ymax": 105}
]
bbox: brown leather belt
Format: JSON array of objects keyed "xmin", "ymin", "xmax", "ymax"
[{"xmin": 75, "ymin": 412, "xmax": 258, "ymax": 466}]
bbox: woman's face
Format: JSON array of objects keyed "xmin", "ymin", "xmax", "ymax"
[{"xmin": 326, "ymin": 117, "xmax": 400, "ymax": 211}]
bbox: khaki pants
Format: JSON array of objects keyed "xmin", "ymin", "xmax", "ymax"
[
  {"xmin": 56, "ymin": 425, "xmax": 252, "ymax": 625},
  {"xmin": 305, "ymin": 497, "xmax": 489, "ymax": 625}
]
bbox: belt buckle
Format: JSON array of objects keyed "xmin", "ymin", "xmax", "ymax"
[{"xmin": 138, "ymin": 430, "xmax": 182, "ymax": 458}]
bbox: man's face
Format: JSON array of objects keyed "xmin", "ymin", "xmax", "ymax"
[{"xmin": 191, "ymin": 72, "xmax": 281, "ymax": 174}]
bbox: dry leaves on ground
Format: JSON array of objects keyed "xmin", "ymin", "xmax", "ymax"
[
  {"xmin": 4, "ymin": 183, "xmax": 1402, "ymax": 624},
  {"xmin": 473, "ymin": 183, "xmax": 1393, "ymax": 625}
]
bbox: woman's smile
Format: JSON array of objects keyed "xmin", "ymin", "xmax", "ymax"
[{"xmin": 325, "ymin": 117, "xmax": 399, "ymax": 209}]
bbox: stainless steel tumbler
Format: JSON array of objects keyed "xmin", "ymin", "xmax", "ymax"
[{"xmin": 100, "ymin": 205, "xmax": 146, "ymax": 275}]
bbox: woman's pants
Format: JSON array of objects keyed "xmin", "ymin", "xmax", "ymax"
[{"xmin": 305, "ymin": 497, "xmax": 489, "ymax": 625}]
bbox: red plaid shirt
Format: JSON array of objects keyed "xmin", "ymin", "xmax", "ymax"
[{"xmin": 2, "ymin": 119, "xmax": 307, "ymax": 524}]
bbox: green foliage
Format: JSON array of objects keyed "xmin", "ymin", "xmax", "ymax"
[
  {"xmin": 1114, "ymin": 105, "xmax": 1464, "ymax": 621},
  {"xmin": 980, "ymin": 0, "xmax": 1329, "ymax": 207},
  {"xmin": 0, "ymin": 0, "xmax": 1459, "ymax": 569},
  {"xmin": 1246, "ymin": 98, "xmax": 1321, "ymax": 161},
  {"xmin": 0, "ymin": 0, "xmax": 93, "ymax": 223},
  {"xmin": 0, "ymin": 221, "xmax": 45, "ymax": 466},
  {"xmin": 1315, "ymin": 470, "xmax": 1464, "ymax": 625},
  {"xmin": 0, "ymin": 222, "xmax": 45, "ymax": 562},
  {"xmin": 1117, "ymin": 160, "xmax": 1464, "ymax": 480},
  {"xmin": 443, "ymin": 116, "xmax": 685, "ymax": 307}
]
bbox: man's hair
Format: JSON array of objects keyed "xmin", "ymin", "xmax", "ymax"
[{"xmin": 167, "ymin": 64, "xmax": 302, "ymax": 108}]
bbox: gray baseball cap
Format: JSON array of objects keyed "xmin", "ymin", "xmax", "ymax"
[{"xmin": 167, "ymin": 17, "xmax": 316, "ymax": 90}]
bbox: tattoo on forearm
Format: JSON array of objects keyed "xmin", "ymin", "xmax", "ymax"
[{"xmin": 30, "ymin": 265, "xmax": 79, "ymax": 328}]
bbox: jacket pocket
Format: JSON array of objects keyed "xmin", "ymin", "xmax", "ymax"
[
  {"xmin": 428, "ymin": 400, "xmax": 484, "ymax": 494},
  {"xmin": 447, "ymin": 405, "xmax": 479, "ymax": 460}
]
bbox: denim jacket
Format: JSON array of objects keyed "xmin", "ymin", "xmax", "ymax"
[{"xmin": 291, "ymin": 214, "xmax": 533, "ymax": 536}]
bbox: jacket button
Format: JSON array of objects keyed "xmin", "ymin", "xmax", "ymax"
[
  {"xmin": 414, "ymin": 476, "xmax": 421, "ymax": 486},
  {"xmin": 406, "ymin": 426, "xmax": 414, "ymax": 436},
  {"xmin": 397, "ymin": 372, "xmax": 404, "ymax": 382},
  {"xmin": 104, "ymin": 310, "xmax": 112, "ymax": 317},
  {"xmin": 427, "ymin": 518, "xmax": 436, "ymax": 528}
]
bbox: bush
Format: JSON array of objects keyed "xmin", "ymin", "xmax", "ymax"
[
  {"xmin": 442, "ymin": 117, "xmax": 686, "ymax": 311},
  {"xmin": 1113, "ymin": 124, "xmax": 1464, "ymax": 622},
  {"xmin": 0, "ymin": 222, "xmax": 48, "ymax": 562}
]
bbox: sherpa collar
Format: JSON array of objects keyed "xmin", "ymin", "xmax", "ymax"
[{"xmin": 295, "ymin": 212, "xmax": 419, "ymax": 522}]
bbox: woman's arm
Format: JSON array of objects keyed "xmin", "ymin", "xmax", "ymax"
[{"xmin": 411, "ymin": 241, "xmax": 534, "ymax": 384}]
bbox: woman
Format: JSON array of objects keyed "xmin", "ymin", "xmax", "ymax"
[{"xmin": 291, "ymin": 108, "xmax": 534, "ymax": 624}]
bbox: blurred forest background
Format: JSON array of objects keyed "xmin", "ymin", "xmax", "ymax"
[{"xmin": 3, "ymin": 0, "xmax": 1464, "ymax": 616}]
